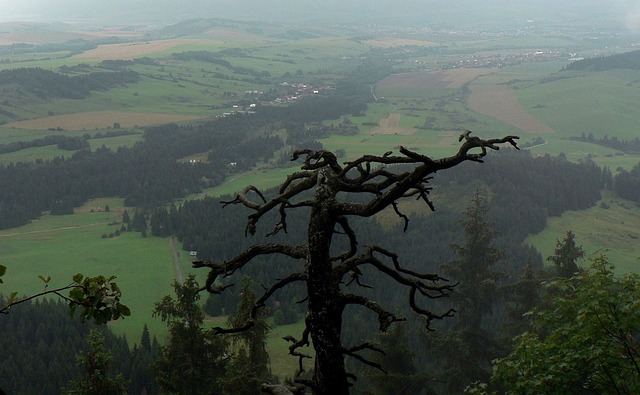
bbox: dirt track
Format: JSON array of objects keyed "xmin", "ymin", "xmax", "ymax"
[{"xmin": 170, "ymin": 236, "xmax": 184, "ymax": 283}]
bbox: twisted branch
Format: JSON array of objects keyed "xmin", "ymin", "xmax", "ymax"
[
  {"xmin": 193, "ymin": 243, "xmax": 307, "ymax": 293},
  {"xmin": 343, "ymin": 342, "xmax": 387, "ymax": 373}
]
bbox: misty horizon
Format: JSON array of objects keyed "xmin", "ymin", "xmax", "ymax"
[{"xmin": 1, "ymin": 1, "xmax": 640, "ymax": 34}]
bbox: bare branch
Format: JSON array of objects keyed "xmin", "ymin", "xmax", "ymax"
[
  {"xmin": 342, "ymin": 293, "xmax": 405, "ymax": 331},
  {"xmin": 208, "ymin": 272, "xmax": 307, "ymax": 335},
  {"xmin": 221, "ymin": 185, "xmax": 267, "ymax": 210},
  {"xmin": 342, "ymin": 342, "xmax": 387, "ymax": 373},
  {"xmin": 331, "ymin": 216, "xmax": 358, "ymax": 262},
  {"xmin": 335, "ymin": 133, "xmax": 519, "ymax": 218},
  {"xmin": 344, "ymin": 267, "xmax": 374, "ymax": 289},
  {"xmin": 399, "ymin": 145, "xmax": 434, "ymax": 162},
  {"xmin": 391, "ymin": 202, "xmax": 410, "ymax": 232},
  {"xmin": 293, "ymin": 149, "xmax": 343, "ymax": 173},
  {"xmin": 283, "ymin": 323, "xmax": 313, "ymax": 375},
  {"xmin": 1, "ymin": 283, "xmax": 80, "ymax": 314},
  {"xmin": 409, "ymin": 286, "xmax": 456, "ymax": 330},
  {"xmin": 193, "ymin": 243, "xmax": 307, "ymax": 293}
]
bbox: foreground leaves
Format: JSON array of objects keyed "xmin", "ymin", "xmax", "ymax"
[
  {"xmin": 1, "ymin": 269, "xmax": 130, "ymax": 325},
  {"xmin": 491, "ymin": 255, "xmax": 640, "ymax": 394}
]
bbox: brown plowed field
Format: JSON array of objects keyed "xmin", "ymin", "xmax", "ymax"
[
  {"xmin": 4, "ymin": 111, "xmax": 204, "ymax": 130},
  {"xmin": 467, "ymin": 85, "xmax": 554, "ymax": 133}
]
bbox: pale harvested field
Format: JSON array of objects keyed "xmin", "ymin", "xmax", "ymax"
[
  {"xmin": 73, "ymin": 39, "xmax": 220, "ymax": 61},
  {"xmin": 4, "ymin": 111, "xmax": 203, "ymax": 130},
  {"xmin": 377, "ymin": 68, "xmax": 495, "ymax": 90},
  {"xmin": 467, "ymin": 85, "xmax": 554, "ymax": 133},
  {"xmin": 370, "ymin": 113, "xmax": 416, "ymax": 135}
]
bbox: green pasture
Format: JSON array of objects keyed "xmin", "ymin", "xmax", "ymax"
[
  {"xmin": 523, "ymin": 136, "xmax": 624, "ymax": 162},
  {"xmin": 348, "ymin": 102, "xmax": 394, "ymax": 128},
  {"xmin": 266, "ymin": 318, "xmax": 310, "ymax": 380},
  {"xmin": 0, "ymin": 145, "xmax": 71, "ymax": 164},
  {"xmin": 88, "ymin": 132, "xmax": 144, "ymax": 150},
  {"xmin": 516, "ymin": 69, "xmax": 640, "ymax": 140},
  {"xmin": 0, "ymin": 55, "xmax": 83, "ymax": 71},
  {"xmin": 0, "ymin": 129, "xmax": 144, "ymax": 164},
  {"xmin": 591, "ymin": 154, "xmax": 640, "ymax": 172},
  {"xmin": 0, "ymin": 51, "xmax": 71, "ymax": 63},
  {"xmin": 197, "ymin": 165, "xmax": 302, "ymax": 199},
  {"xmin": 0, "ymin": 198, "xmax": 195, "ymax": 342},
  {"xmin": 0, "ymin": 127, "xmax": 85, "ymax": 144},
  {"xmin": 526, "ymin": 191, "xmax": 640, "ymax": 274}
]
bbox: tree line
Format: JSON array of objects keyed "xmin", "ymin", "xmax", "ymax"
[
  {"xmin": 571, "ymin": 132, "xmax": 640, "ymax": 155},
  {"xmin": 0, "ymin": 90, "xmax": 368, "ymax": 230}
]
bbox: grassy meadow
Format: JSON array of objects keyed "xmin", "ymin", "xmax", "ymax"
[
  {"xmin": 526, "ymin": 192, "xmax": 640, "ymax": 274},
  {"xmin": 0, "ymin": 198, "xmax": 192, "ymax": 340}
]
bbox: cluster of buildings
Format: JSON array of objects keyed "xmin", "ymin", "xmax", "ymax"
[
  {"xmin": 446, "ymin": 50, "xmax": 565, "ymax": 69},
  {"xmin": 270, "ymin": 81, "xmax": 320, "ymax": 104}
]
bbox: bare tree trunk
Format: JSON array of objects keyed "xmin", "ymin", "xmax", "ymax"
[{"xmin": 307, "ymin": 174, "xmax": 349, "ymax": 394}]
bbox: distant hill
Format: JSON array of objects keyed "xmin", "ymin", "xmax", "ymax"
[{"xmin": 566, "ymin": 50, "xmax": 640, "ymax": 71}]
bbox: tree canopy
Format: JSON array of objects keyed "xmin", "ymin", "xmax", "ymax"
[{"xmin": 491, "ymin": 255, "xmax": 640, "ymax": 394}]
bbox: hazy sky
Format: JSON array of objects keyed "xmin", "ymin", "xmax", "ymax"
[{"xmin": 0, "ymin": 0, "xmax": 639, "ymax": 32}]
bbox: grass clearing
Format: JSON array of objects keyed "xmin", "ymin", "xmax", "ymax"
[
  {"xmin": 267, "ymin": 319, "xmax": 311, "ymax": 380},
  {"xmin": 0, "ymin": 198, "xmax": 190, "ymax": 342},
  {"xmin": 526, "ymin": 191, "xmax": 640, "ymax": 274},
  {"xmin": 517, "ymin": 69, "xmax": 640, "ymax": 140},
  {"xmin": 88, "ymin": 132, "xmax": 144, "ymax": 151},
  {"xmin": 194, "ymin": 165, "xmax": 302, "ymax": 198},
  {"xmin": 0, "ymin": 145, "xmax": 72, "ymax": 165}
]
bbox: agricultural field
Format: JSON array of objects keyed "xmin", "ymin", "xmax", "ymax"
[{"xmin": 3, "ymin": 111, "xmax": 203, "ymax": 131}]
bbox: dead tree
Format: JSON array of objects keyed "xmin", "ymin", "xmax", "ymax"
[{"xmin": 193, "ymin": 131, "xmax": 519, "ymax": 395}]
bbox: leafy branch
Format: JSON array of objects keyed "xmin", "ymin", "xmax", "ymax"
[{"xmin": 0, "ymin": 267, "xmax": 130, "ymax": 324}]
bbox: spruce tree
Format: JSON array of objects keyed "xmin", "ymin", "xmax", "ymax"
[
  {"xmin": 222, "ymin": 277, "xmax": 272, "ymax": 394},
  {"xmin": 152, "ymin": 275, "xmax": 229, "ymax": 394},
  {"xmin": 547, "ymin": 230, "xmax": 584, "ymax": 278},
  {"xmin": 434, "ymin": 191, "xmax": 505, "ymax": 393},
  {"xmin": 63, "ymin": 329, "xmax": 128, "ymax": 395}
]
